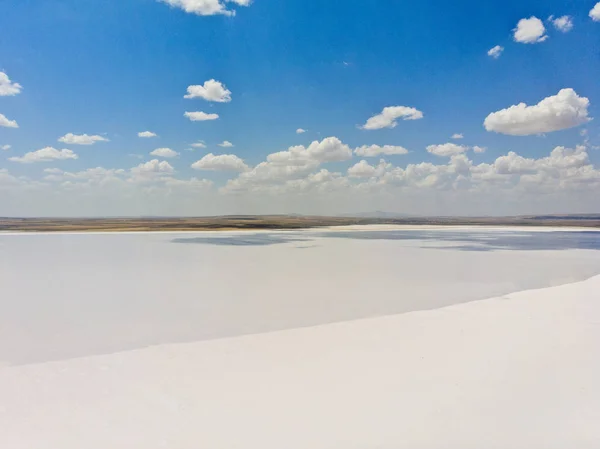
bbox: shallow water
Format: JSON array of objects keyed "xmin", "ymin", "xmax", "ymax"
[
  {"xmin": 173, "ymin": 229, "xmax": 600, "ymax": 251},
  {"xmin": 2, "ymin": 227, "xmax": 600, "ymax": 365}
]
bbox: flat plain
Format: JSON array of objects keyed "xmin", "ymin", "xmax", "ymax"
[{"xmin": 1, "ymin": 214, "xmax": 600, "ymax": 233}]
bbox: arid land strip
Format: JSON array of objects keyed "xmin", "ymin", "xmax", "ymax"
[{"xmin": 1, "ymin": 214, "xmax": 600, "ymax": 232}]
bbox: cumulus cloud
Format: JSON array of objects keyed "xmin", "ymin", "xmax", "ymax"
[
  {"xmin": 473, "ymin": 146, "xmax": 487, "ymax": 154},
  {"xmin": 163, "ymin": 177, "xmax": 213, "ymax": 190},
  {"xmin": 348, "ymin": 160, "xmax": 376, "ymax": 178},
  {"xmin": 427, "ymin": 143, "xmax": 469, "ymax": 157},
  {"xmin": 484, "ymin": 88, "xmax": 591, "ymax": 136},
  {"xmin": 43, "ymin": 168, "xmax": 64, "ymax": 174},
  {"xmin": 138, "ymin": 131, "xmax": 158, "ymax": 138},
  {"xmin": 0, "ymin": 72, "xmax": 22, "ymax": 96},
  {"xmin": 221, "ymin": 137, "xmax": 353, "ymax": 193},
  {"xmin": 451, "ymin": 133, "xmax": 464, "ymax": 139},
  {"xmin": 218, "ymin": 140, "xmax": 234, "ymax": 147},
  {"xmin": 490, "ymin": 146, "xmax": 590, "ymax": 178},
  {"xmin": 6, "ymin": 142, "xmax": 600, "ymax": 213},
  {"xmin": 9, "ymin": 147, "xmax": 78, "ymax": 164},
  {"xmin": 43, "ymin": 165, "xmax": 210, "ymax": 191},
  {"xmin": 0, "ymin": 168, "xmax": 21, "ymax": 187},
  {"xmin": 58, "ymin": 133, "xmax": 109, "ymax": 145},
  {"xmin": 355, "ymin": 144, "xmax": 409, "ymax": 157},
  {"xmin": 184, "ymin": 79, "xmax": 232, "ymax": 102},
  {"xmin": 0, "ymin": 113, "xmax": 18, "ymax": 128},
  {"xmin": 296, "ymin": 128, "xmax": 307, "ymax": 134},
  {"xmin": 1, "ymin": 145, "xmax": 11, "ymax": 151},
  {"xmin": 550, "ymin": 15, "xmax": 573, "ymax": 32},
  {"xmin": 590, "ymin": 2, "xmax": 600, "ymax": 21},
  {"xmin": 360, "ymin": 106, "xmax": 424, "ymax": 130},
  {"xmin": 44, "ymin": 167, "xmax": 127, "ymax": 183},
  {"xmin": 387, "ymin": 145, "xmax": 597, "ymax": 193},
  {"xmin": 268, "ymin": 137, "xmax": 353, "ymax": 166},
  {"xmin": 348, "ymin": 159, "xmax": 392, "ymax": 179},
  {"xmin": 191, "ymin": 153, "xmax": 249, "ymax": 172},
  {"xmin": 221, "ymin": 144, "xmax": 600, "ymax": 199},
  {"xmin": 487, "ymin": 45, "xmax": 504, "ymax": 59},
  {"xmin": 130, "ymin": 159, "xmax": 175, "ymax": 180},
  {"xmin": 158, "ymin": 0, "xmax": 251, "ymax": 17},
  {"xmin": 185, "ymin": 111, "xmax": 219, "ymax": 121},
  {"xmin": 191, "ymin": 141, "xmax": 207, "ymax": 148},
  {"xmin": 513, "ymin": 17, "xmax": 548, "ymax": 43},
  {"xmin": 150, "ymin": 148, "xmax": 179, "ymax": 158},
  {"xmin": 223, "ymin": 162, "xmax": 318, "ymax": 193}
]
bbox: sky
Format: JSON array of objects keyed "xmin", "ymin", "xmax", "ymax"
[{"xmin": 1, "ymin": 0, "xmax": 600, "ymax": 217}]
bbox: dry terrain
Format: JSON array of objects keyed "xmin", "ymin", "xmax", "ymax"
[{"xmin": 1, "ymin": 214, "xmax": 599, "ymax": 232}]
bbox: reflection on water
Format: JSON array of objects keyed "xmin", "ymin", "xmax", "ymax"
[
  {"xmin": 172, "ymin": 235, "xmax": 309, "ymax": 246},
  {"xmin": 173, "ymin": 229, "xmax": 600, "ymax": 251},
  {"xmin": 319, "ymin": 230, "xmax": 600, "ymax": 251}
]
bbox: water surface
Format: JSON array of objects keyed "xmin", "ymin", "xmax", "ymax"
[{"xmin": 2, "ymin": 227, "xmax": 599, "ymax": 365}]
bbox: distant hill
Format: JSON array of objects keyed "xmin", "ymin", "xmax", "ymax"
[{"xmin": 339, "ymin": 211, "xmax": 412, "ymax": 219}]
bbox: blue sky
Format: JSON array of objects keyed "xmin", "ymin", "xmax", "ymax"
[{"xmin": 1, "ymin": 0, "xmax": 600, "ymax": 216}]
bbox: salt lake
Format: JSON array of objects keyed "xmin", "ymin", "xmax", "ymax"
[{"xmin": 2, "ymin": 226, "xmax": 600, "ymax": 365}]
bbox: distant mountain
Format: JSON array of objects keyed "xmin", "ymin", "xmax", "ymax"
[{"xmin": 339, "ymin": 211, "xmax": 412, "ymax": 219}]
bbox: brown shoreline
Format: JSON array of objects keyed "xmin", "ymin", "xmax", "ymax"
[{"xmin": 1, "ymin": 215, "xmax": 600, "ymax": 232}]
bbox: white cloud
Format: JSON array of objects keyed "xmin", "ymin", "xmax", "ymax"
[
  {"xmin": 484, "ymin": 88, "xmax": 591, "ymax": 136},
  {"xmin": 590, "ymin": 2, "xmax": 600, "ymax": 21},
  {"xmin": 0, "ymin": 113, "xmax": 18, "ymax": 128},
  {"xmin": 451, "ymin": 133, "xmax": 464, "ymax": 139},
  {"xmin": 0, "ymin": 72, "xmax": 22, "ymax": 96},
  {"xmin": 491, "ymin": 146, "xmax": 590, "ymax": 178},
  {"xmin": 138, "ymin": 131, "xmax": 158, "ymax": 138},
  {"xmin": 348, "ymin": 160, "xmax": 376, "ymax": 178},
  {"xmin": 218, "ymin": 140, "xmax": 234, "ymax": 147},
  {"xmin": 550, "ymin": 15, "xmax": 573, "ymax": 32},
  {"xmin": 158, "ymin": 0, "xmax": 251, "ymax": 17},
  {"xmin": 44, "ymin": 167, "xmax": 127, "ymax": 183},
  {"xmin": 163, "ymin": 177, "xmax": 213, "ymax": 190},
  {"xmin": 221, "ymin": 137, "xmax": 353, "ymax": 193},
  {"xmin": 130, "ymin": 159, "xmax": 175, "ymax": 180},
  {"xmin": 268, "ymin": 137, "xmax": 353, "ymax": 165},
  {"xmin": 223, "ymin": 162, "xmax": 318, "ymax": 193},
  {"xmin": 513, "ymin": 17, "xmax": 548, "ymax": 43},
  {"xmin": 1, "ymin": 145, "xmax": 11, "ymax": 151},
  {"xmin": 426, "ymin": 143, "xmax": 469, "ymax": 157},
  {"xmin": 296, "ymin": 128, "xmax": 307, "ymax": 134},
  {"xmin": 150, "ymin": 148, "xmax": 179, "ymax": 158},
  {"xmin": 184, "ymin": 79, "xmax": 232, "ymax": 102},
  {"xmin": 355, "ymin": 144, "xmax": 409, "ymax": 157},
  {"xmin": 9, "ymin": 147, "xmax": 78, "ymax": 164},
  {"xmin": 5, "ymin": 141, "xmax": 600, "ymax": 215},
  {"xmin": 360, "ymin": 106, "xmax": 424, "ymax": 130},
  {"xmin": 493, "ymin": 152, "xmax": 538, "ymax": 175},
  {"xmin": 191, "ymin": 141, "xmax": 207, "ymax": 148},
  {"xmin": 348, "ymin": 159, "xmax": 392, "ymax": 179},
  {"xmin": 487, "ymin": 45, "xmax": 504, "ymax": 59},
  {"xmin": 473, "ymin": 146, "xmax": 487, "ymax": 154},
  {"xmin": 191, "ymin": 153, "xmax": 249, "ymax": 172},
  {"xmin": 280, "ymin": 169, "xmax": 348, "ymax": 194},
  {"xmin": 185, "ymin": 111, "xmax": 219, "ymax": 121},
  {"xmin": 58, "ymin": 133, "xmax": 109, "ymax": 145},
  {"xmin": 0, "ymin": 168, "xmax": 21, "ymax": 187},
  {"xmin": 373, "ymin": 145, "xmax": 599, "ymax": 194},
  {"xmin": 43, "ymin": 168, "xmax": 64, "ymax": 174}
]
